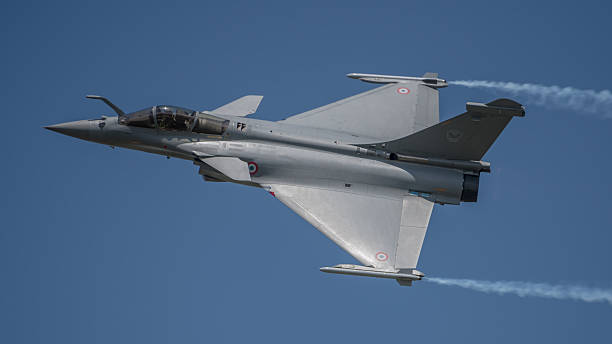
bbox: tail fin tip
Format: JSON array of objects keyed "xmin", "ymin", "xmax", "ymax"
[{"xmin": 486, "ymin": 98, "xmax": 524, "ymax": 110}]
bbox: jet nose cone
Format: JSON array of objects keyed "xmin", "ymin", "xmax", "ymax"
[{"xmin": 45, "ymin": 120, "xmax": 92, "ymax": 140}]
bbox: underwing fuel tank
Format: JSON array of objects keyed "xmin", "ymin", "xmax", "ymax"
[{"xmin": 320, "ymin": 264, "xmax": 424, "ymax": 286}]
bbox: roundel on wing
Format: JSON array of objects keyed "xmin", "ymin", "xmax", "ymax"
[
  {"xmin": 396, "ymin": 87, "xmax": 410, "ymax": 95},
  {"xmin": 446, "ymin": 129, "xmax": 464, "ymax": 143},
  {"xmin": 375, "ymin": 251, "xmax": 389, "ymax": 261},
  {"xmin": 248, "ymin": 161, "xmax": 258, "ymax": 175}
]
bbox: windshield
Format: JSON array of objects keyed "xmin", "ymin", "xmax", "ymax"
[
  {"xmin": 119, "ymin": 107, "xmax": 155, "ymax": 128},
  {"xmin": 120, "ymin": 106, "xmax": 229, "ymax": 135}
]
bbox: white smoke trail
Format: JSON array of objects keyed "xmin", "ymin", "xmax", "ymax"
[
  {"xmin": 425, "ymin": 277, "xmax": 612, "ymax": 306},
  {"xmin": 451, "ymin": 80, "xmax": 612, "ymax": 118}
]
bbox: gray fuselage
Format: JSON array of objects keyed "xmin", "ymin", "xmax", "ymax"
[{"xmin": 47, "ymin": 112, "xmax": 466, "ymax": 204}]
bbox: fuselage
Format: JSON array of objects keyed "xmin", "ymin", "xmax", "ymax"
[{"xmin": 46, "ymin": 111, "xmax": 467, "ymax": 205}]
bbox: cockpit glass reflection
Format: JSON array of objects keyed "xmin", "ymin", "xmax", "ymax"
[
  {"xmin": 155, "ymin": 106, "xmax": 193, "ymax": 131},
  {"xmin": 120, "ymin": 106, "xmax": 229, "ymax": 135},
  {"xmin": 192, "ymin": 113, "xmax": 229, "ymax": 135}
]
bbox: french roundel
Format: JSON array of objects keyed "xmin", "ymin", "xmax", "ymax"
[
  {"xmin": 248, "ymin": 162, "xmax": 258, "ymax": 175},
  {"xmin": 375, "ymin": 251, "xmax": 389, "ymax": 261},
  {"xmin": 397, "ymin": 87, "xmax": 410, "ymax": 94}
]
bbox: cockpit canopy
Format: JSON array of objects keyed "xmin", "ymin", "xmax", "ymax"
[{"xmin": 120, "ymin": 105, "xmax": 229, "ymax": 135}]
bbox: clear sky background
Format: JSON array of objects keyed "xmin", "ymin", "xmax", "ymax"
[{"xmin": 2, "ymin": 1, "xmax": 611, "ymax": 343}]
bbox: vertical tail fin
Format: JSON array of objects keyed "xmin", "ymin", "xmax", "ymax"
[{"xmin": 382, "ymin": 98, "xmax": 525, "ymax": 161}]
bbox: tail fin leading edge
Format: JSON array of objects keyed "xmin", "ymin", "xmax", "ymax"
[{"xmin": 383, "ymin": 98, "xmax": 525, "ymax": 161}]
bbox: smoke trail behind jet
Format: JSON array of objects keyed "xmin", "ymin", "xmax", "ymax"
[
  {"xmin": 451, "ymin": 80, "xmax": 612, "ymax": 118},
  {"xmin": 425, "ymin": 277, "xmax": 612, "ymax": 306}
]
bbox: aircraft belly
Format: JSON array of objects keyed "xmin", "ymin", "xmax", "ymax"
[
  {"xmin": 227, "ymin": 142, "xmax": 462, "ymax": 200},
  {"xmin": 256, "ymin": 150, "xmax": 410, "ymax": 190}
]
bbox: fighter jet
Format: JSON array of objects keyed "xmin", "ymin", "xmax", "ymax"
[{"xmin": 46, "ymin": 73, "xmax": 525, "ymax": 286}]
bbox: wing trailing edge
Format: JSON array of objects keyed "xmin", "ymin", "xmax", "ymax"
[{"xmin": 267, "ymin": 183, "xmax": 434, "ymax": 285}]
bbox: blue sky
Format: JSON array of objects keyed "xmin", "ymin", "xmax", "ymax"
[{"xmin": 2, "ymin": 0, "xmax": 611, "ymax": 343}]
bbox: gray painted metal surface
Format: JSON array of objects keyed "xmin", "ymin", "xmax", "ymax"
[
  {"xmin": 45, "ymin": 73, "xmax": 525, "ymax": 286},
  {"xmin": 210, "ymin": 95, "xmax": 263, "ymax": 117}
]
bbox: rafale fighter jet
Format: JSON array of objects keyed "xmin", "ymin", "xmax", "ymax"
[{"xmin": 46, "ymin": 73, "xmax": 525, "ymax": 286}]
